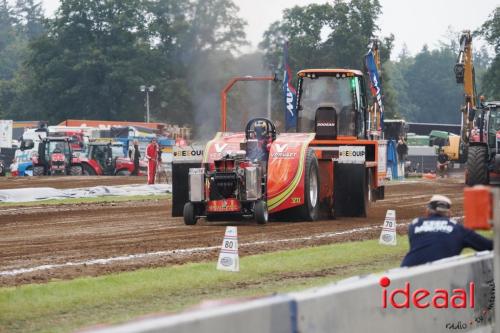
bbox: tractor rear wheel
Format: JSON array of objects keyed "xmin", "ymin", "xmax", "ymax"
[
  {"xmin": 116, "ymin": 169, "xmax": 131, "ymax": 176},
  {"xmin": 183, "ymin": 202, "xmax": 198, "ymax": 225},
  {"xmin": 254, "ymin": 200, "xmax": 268, "ymax": 224},
  {"xmin": 70, "ymin": 165, "xmax": 83, "ymax": 176},
  {"xmin": 466, "ymin": 145, "xmax": 489, "ymax": 186},
  {"xmin": 334, "ymin": 164, "xmax": 368, "ymax": 217},
  {"xmin": 33, "ymin": 166, "xmax": 44, "ymax": 176},
  {"xmin": 299, "ymin": 148, "xmax": 320, "ymax": 221},
  {"xmin": 83, "ymin": 164, "xmax": 96, "ymax": 176}
]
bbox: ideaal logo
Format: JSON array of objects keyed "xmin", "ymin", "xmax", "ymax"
[
  {"xmin": 380, "ymin": 276, "xmax": 475, "ymax": 309},
  {"xmin": 380, "ymin": 277, "xmax": 495, "ymax": 330}
]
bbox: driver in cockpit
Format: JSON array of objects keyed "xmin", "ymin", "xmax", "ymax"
[{"xmin": 247, "ymin": 120, "xmax": 274, "ymax": 161}]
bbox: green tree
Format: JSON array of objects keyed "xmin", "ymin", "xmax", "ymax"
[
  {"xmin": 478, "ymin": 6, "xmax": 500, "ymax": 99},
  {"xmin": 259, "ymin": 0, "xmax": 396, "ymax": 119},
  {"xmin": 14, "ymin": 0, "xmax": 45, "ymax": 40},
  {"xmin": 25, "ymin": 0, "xmax": 153, "ymax": 123},
  {"xmin": 394, "ymin": 44, "xmax": 463, "ymax": 123},
  {"xmin": 147, "ymin": 0, "xmax": 247, "ymax": 134}
]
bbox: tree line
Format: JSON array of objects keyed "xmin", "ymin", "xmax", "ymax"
[{"xmin": 0, "ymin": 0, "xmax": 498, "ymax": 135}]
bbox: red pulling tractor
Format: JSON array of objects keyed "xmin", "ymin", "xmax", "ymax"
[{"xmin": 177, "ymin": 68, "xmax": 388, "ymax": 225}]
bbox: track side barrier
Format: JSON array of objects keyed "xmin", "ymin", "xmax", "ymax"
[{"xmin": 89, "ymin": 253, "xmax": 494, "ymax": 333}]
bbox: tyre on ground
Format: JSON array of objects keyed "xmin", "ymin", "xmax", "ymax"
[
  {"xmin": 183, "ymin": 202, "xmax": 198, "ymax": 225},
  {"xmin": 466, "ymin": 145, "xmax": 489, "ymax": 186},
  {"xmin": 33, "ymin": 166, "xmax": 45, "ymax": 176},
  {"xmin": 334, "ymin": 164, "xmax": 368, "ymax": 217},
  {"xmin": 254, "ymin": 200, "xmax": 268, "ymax": 224},
  {"xmin": 298, "ymin": 148, "xmax": 320, "ymax": 221},
  {"xmin": 70, "ymin": 165, "xmax": 83, "ymax": 176},
  {"xmin": 82, "ymin": 164, "xmax": 97, "ymax": 176},
  {"xmin": 116, "ymin": 169, "xmax": 131, "ymax": 176}
]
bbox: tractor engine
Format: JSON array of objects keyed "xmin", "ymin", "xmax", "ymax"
[
  {"xmin": 50, "ymin": 152, "xmax": 66, "ymax": 174},
  {"xmin": 189, "ymin": 152, "xmax": 262, "ymax": 213}
]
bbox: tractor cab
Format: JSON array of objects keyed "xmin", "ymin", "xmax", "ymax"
[
  {"xmin": 296, "ymin": 69, "xmax": 367, "ymax": 140},
  {"xmin": 485, "ymin": 102, "xmax": 500, "ymax": 150},
  {"xmin": 38, "ymin": 137, "xmax": 72, "ymax": 171},
  {"xmin": 87, "ymin": 143, "xmax": 115, "ymax": 174},
  {"xmin": 33, "ymin": 137, "xmax": 83, "ymax": 176}
]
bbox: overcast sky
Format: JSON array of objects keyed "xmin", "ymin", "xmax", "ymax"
[{"xmin": 39, "ymin": 0, "xmax": 498, "ymax": 57}]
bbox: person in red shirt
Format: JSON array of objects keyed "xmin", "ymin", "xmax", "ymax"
[{"xmin": 146, "ymin": 138, "xmax": 159, "ymax": 184}]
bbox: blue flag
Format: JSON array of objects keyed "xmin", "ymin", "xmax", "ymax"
[
  {"xmin": 283, "ymin": 42, "xmax": 297, "ymax": 131},
  {"xmin": 365, "ymin": 50, "xmax": 384, "ymax": 129}
]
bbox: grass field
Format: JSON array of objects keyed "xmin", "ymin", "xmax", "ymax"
[
  {"xmin": 0, "ymin": 193, "xmax": 170, "ymax": 207},
  {"xmin": 0, "ymin": 236, "xmax": 409, "ymax": 333}
]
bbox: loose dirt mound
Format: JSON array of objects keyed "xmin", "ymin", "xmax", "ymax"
[{"xmin": 0, "ymin": 177, "xmax": 465, "ymax": 286}]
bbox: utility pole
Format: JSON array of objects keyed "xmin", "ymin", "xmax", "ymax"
[
  {"xmin": 140, "ymin": 85, "xmax": 156, "ymax": 123},
  {"xmin": 267, "ymin": 80, "xmax": 272, "ymax": 120}
]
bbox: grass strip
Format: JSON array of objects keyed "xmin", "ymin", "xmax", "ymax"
[
  {"xmin": 0, "ymin": 193, "xmax": 171, "ymax": 207},
  {"xmin": 0, "ymin": 237, "xmax": 409, "ymax": 333},
  {"xmin": 2, "ymin": 230, "xmax": 491, "ymax": 333}
]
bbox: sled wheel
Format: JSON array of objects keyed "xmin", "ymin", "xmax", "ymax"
[
  {"xmin": 254, "ymin": 200, "xmax": 268, "ymax": 224},
  {"xmin": 334, "ymin": 164, "xmax": 368, "ymax": 217},
  {"xmin": 183, "ymin": 202, "xmax": 198, "ymax": 225},
  {"xmin": 299, "ymin": 148, "xmax": 320, "ymax": 221}
]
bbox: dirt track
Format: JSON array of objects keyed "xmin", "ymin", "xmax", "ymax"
[
  {"xmin": 0, "ymin": 175, "xmax": 147, "ymax": 190},
  {"xmin": 0, "ymin": 176, "xmax": 465, "ymax": 286}
]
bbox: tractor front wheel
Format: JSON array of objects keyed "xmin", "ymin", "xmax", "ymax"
[
  {"xmin": 183, "ymin": 202, "xmax": 198, "ymax": 225},
  {"xmin": 254, "ymin": 200, "xmax": 268, "ymax": 224},
  {"xmin": 299, "ymin": 148, "xmax": 320, "ymax": 221},
  {"xmin": 70, "ymin": 165, "xmax": 83, "ymax": 176},
  {"xmin": 33, "ymin": 166, "xmax": 44, "ymax": 176},
  {"xmin": 466, "ymin": 145, "xmax": 489, "ymax": 186}
]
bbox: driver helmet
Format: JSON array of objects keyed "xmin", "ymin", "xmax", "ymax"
[{"xmin": 254, "ymin": 121, "xmax": 267, "ymax": 140}]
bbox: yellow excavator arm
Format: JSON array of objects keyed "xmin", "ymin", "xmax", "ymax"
[{"xmin": 454, "ymin": 30, "xmax": 478, "ymax": 144}]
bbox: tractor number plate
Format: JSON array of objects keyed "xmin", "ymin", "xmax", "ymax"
[{"xmin": 207, "ymin": 199, "xmax": 241, "ymax": 213}]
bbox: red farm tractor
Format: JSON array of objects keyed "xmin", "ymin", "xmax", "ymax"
[
  {"xmin": 32, "ymin": 137, "xmax": 84, "ymax": 176},
  {"xmin": 176, "ymin": 67, "xmax": 387, "ymax": 225},
  {"xmin": 81, "ymin": 142, "xmax": 147, "ymax": 176}
]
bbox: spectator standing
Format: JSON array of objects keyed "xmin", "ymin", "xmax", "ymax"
[
  {"xmin": 145, "ymin": 138, "xmax": 159, "ymax": 184},
  {"xmin": 129, "ymin": 139, "xmax": 141, "ymax": 176},
  {"xmin": 396, "ymin": 137, "xmax": 408, "ymax": 179}
]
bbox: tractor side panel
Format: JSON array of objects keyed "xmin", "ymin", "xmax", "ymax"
[
  {"xmin": 202, "ymin": 132, "xmax": 246, "ymax": 164},
  {"xmin": 267, "ymin": 133, "xmax": 316, "ymax": 213},
  {"xmin": 115, "ymin": 158, "xmax": 135, "ymax": 173},
  {"xmin": 84, "ymin": 160, "xmax": 104, "ymax": 175}
]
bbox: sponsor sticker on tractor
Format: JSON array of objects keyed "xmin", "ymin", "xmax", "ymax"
[
  {"xmin": 336, "ymin": 146, "xmax": 366, "ymax": 164},
  {"xmin": 207, "ymin": 199, "xmax": 241, "ymax": 213}
]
